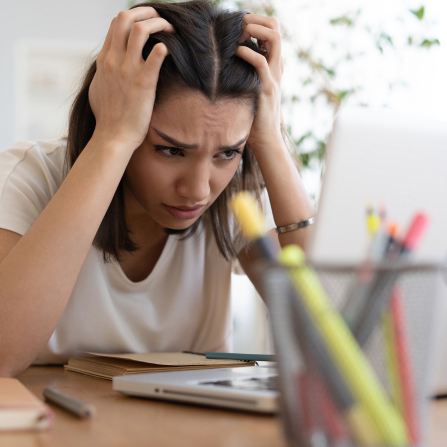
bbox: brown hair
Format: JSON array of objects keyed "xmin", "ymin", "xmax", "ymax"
[{"xmin": 66, "ymin": 0, "xmax": 271, "ymax": 262}]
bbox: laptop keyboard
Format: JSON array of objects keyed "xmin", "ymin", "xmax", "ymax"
[{"xmin": 200, "ymin": 376, "xmax": 278, "ymax": 392}]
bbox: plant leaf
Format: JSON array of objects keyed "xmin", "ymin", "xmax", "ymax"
[
  {"xmin": 299, "ymin": 153, "xmax": 310, "ymax": 168},
  {"xmin": 316, "ymin": 62, "xmax": 336, "ymax": 78},
  {"xmin": 336, "ymin": 89, "xmax": 355, "ymax": 102},
  {"xmin": 380, "ymin": 32, "xmax": 394, "ymax": 47},
  {"xmin": 420, "ymin": 38, "xmax": 440, "ymax": 48},
  {"xmin": 410, "ymin": 6, "xmax": 424, "ymax": 20},
  {"xmin": 330, "ymin": 15, "xmax": 354, "ymax": 27},
  {"xmin": 295, "ymin": 131, "xmax": 313, "ymax": 147}
]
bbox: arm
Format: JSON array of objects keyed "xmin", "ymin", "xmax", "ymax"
[
  {"xmin": 236, "ymin": 14, "xmax": 315, "ymax": 252},
  {"xmin": 237, "ymin": 229, "xmax": 280, "ymax": 296},
  {"xmin": 235, "ymin": 15, "xmax": 314, "ymax": 293},
  {"xmin": 0, "ymin": 8, "xmax": 173, "ymax": 377}
]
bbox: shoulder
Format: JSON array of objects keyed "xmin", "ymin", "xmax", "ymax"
[
  {"xmin": 0, "ymin": 138, "xmax": 66, "ymax": 184},
  {"xmin": 0, "ymin": 138, "xmax": 67, "ymax": 235}
]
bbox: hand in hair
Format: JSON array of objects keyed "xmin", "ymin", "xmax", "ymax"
[
  {"xmin": 235, "ymin": 14, "xmax": 315, "ymax": 252},
  {"xmin": 235, "ymin": 14, "xmax": 284, "ymax": 153},
  {"xmin": 88, "ymin": 7, "xmax": 175, "ymax": 151}
]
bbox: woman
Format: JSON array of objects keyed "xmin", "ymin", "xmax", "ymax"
[{"xmin": 0, "ymin": 1, "xmax": 314, "ymax": 377}]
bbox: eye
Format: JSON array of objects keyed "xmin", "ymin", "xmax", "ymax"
[
  {"xmin": 155, "ymin": 146, "xmax": 184, "ymax": 157},
  {"xmin": 215, "ymin": 149, "xmax": 243, "ymax": 161}
]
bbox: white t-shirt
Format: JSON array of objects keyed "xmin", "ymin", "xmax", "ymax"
[{"xmin": 0, "ymin": 139, "xmax": 273, "ymax": 364}]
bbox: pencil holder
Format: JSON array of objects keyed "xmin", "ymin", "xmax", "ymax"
[{"xmin": 262, "ymin": 261, "xmax": 445, "ymax": 447}]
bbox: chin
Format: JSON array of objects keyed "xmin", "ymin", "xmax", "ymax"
[
  {"xmin": 164, "ymin": 227, "xmax": 189, "ymax": 235},
  {"xmin": 161, "ymin": 217, "xmax": 201, "ymax": 234}
]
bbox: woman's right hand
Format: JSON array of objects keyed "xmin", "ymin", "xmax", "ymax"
[{"xmin": 89, "ymin": 7, "xmax": 174, "ymax": 151}]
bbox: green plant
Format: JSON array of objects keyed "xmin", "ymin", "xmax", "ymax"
[{"xmin": 234, "ymin": 1, "xmax": 439, "ymax": 176}]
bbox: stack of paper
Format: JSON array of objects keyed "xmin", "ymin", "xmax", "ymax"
[{"xmin": 64, "ymin": 352, "xmax": 254, "ymax": 380}]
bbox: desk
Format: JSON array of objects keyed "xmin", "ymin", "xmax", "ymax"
[
  {"xmin": 3, "ymin": 366, "xmax": 285, "ymax": 447},
  {"xmin": 0, "ymin": 366, "xmax": 446, "ymax": 447}
]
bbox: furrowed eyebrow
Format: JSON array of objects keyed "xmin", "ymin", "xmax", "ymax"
[
  {"xmin": 153, "ymin": 128, "xmax": 198, "ymax": 149},
  {"xmin": 219, "ymin": 136, "xmax": 249, "ymax": 151},
  {"xmin": 153, "ymin": 128, "xmax": 248, "ymax": 151}
]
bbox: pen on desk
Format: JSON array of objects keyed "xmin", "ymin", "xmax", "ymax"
[
  {"xmin": 205, "ymin": 352, "xmax": 276, "ymax": 362},
  {"xmin": 43, "ymin": 387, "xmax": 96, "ymax": 419}
]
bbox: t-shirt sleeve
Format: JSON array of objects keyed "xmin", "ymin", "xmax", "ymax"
[
  {"xmin": 0, "ymin": 141, "xmax": 64, "ymax": 236},
  {"xmin": 231, "ymin": 188, "xmax": 276, "ymax": 275}
]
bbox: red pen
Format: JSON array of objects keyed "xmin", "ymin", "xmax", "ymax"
[{"xmin": 390, "ymin": 287, "xmax": 420, "ymax": 444}]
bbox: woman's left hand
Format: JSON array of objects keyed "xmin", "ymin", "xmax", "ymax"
[
  {"xmin": 235, "ymin": 14, "xmax": 315, "ymax": 254},
  {"xmin": 235, "ymin": 14, "xmax": 284, "ymax": 152}
]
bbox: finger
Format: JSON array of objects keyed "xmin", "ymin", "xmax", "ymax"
[
  {"xmin": 140, "ymin": 42, "xmax": 170, "ymax": 88},
  {"xmin": 126, "ymin": 18, "xmax": 175, "ymax": 66},
  {"xmin": 235, "ymin": 46, "xmax": 273, "ymax": 92},
  {"xmin": 97, "ymin": 17, "xmax": 117, "ymax": 63},
  {"xmin": 241, "ymin": 14, "xmax": 280, "ymax": 32},
  {"xmin": 238, "ymin": 24, "xmax": 282, "ymax": 79},
  {"xmin": 111, "ymin": 7, "xmax": 161, "ymax": 55}
]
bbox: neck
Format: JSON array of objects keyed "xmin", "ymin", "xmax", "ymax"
[
  {"xmin": 122, "ymin": 184, "xmax": 167, "ymax": 250},
  {"xmin": 118, "ymin": 185, "xmax": 169, "ymax": 282}
]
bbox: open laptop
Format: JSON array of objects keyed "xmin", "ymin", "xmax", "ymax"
[
  {"xmin": 306, "ymin": 106, "xmax": 447, "ymax": 396},
  {"xmin": 113, "ymin": 106, "xmax": 447, "ymax": 410},
  {"xmin": 307, "ymin": 105, "xmax": 447, "ymax": 265}
]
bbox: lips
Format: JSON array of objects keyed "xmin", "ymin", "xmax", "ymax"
[{"xmin": 162, "ymin": 204, "xmax": 205, "ymax": 220}]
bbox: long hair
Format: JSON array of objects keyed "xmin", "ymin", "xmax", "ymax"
[{"xmin": 66, "ymin": 0, "xmax": 266, "ymax": 262}]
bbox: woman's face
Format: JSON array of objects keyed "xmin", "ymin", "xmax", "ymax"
[{"xmin": 124, "ymin": 92, "xmax": 254, "ymax": 230}]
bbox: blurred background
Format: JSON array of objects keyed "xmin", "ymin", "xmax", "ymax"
[{"xmin": 1, "ymin": 0, "xmax": 445, "ymax": 353}]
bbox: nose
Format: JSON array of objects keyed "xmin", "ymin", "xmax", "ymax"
[{"xmin": 176, "ymin": 162, "xmax": 211, "ymax": 203}]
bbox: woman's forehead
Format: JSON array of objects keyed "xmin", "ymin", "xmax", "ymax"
[{"xmin": 150, "ymin": 92, "xmax": 254, "ymax": 144}]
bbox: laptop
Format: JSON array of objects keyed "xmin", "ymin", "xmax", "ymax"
[
  {"xmin": 307, "ymin": 106, "xmax": 447, "ymax": 396},
  {"xmin": 113, "ymin": 365, "xmax": 278, "ymax": 412},
  {"xmin": 307, "ymin": 105, "xmax": 447, "ymax": 265},
  {"xmin": 113, "ymin": 106, "xmax": 447, "ymax": 409}
]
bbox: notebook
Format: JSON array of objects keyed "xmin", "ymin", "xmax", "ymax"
[
  {"xmin": 64, "ymin": 352, "xmax": 255, "ymax": 380},
  {"xmin": 0, "ymin": 378, "xmax": 54, "ymax": 432}
]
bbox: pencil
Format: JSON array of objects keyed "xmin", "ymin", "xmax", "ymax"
[{"xmin": 43, "ymin": 387, "xmax": 96, "ymax": 418}]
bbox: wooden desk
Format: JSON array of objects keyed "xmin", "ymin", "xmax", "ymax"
[
  {"xmin": 1, "ymin": 366, "xmax": 446, "ymax": 447},
  {"xmin": 3, "ymin": 366, "xmax": 286, "ymax": 447}
]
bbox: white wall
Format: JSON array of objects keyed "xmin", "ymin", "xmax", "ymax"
[{"xmin": 0, "ymin": 0, "xmax": 128, "ymax": 151}]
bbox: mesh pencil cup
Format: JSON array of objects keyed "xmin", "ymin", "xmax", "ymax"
[{"xmin": 262, "ymin": 262, "xmax": 445, "ymax": 447}]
